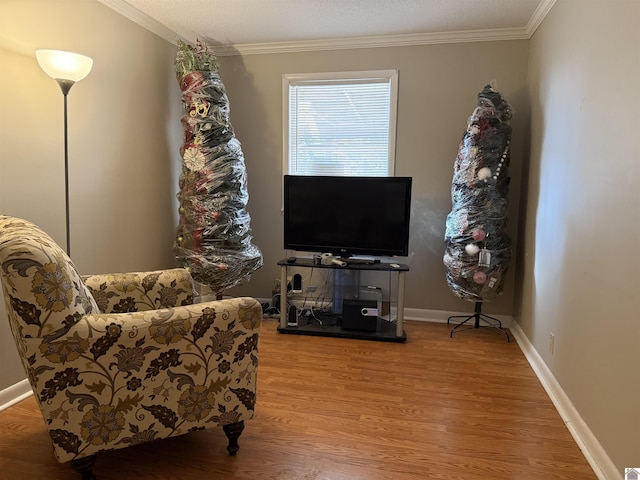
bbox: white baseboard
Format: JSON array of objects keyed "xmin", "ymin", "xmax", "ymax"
[
  {"xmin": 404, "ymin": 306, "xmax": 513, "ymax": 327},
  {"xmin": 509, "ymin": 322, "xmax": 617, "ymax": 480},
  {"xmin": 0, "ymin": 378, "xmax": 32, "ymax": 412}
]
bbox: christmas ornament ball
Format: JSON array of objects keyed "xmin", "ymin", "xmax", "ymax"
[
  {"xmin": 473, "ymin": 271, "xmax": 487, "ymax": 284},
  {"xmin": 465, "ymin": 243, "xmax": 480, "ymax": 256},
  {"xmin": 472, "ymin": 228, "xmax": 486, "ymax": 241},
  {"xmin": 477, "ymin": 167, "xmax": 492, "ymax": 180}
]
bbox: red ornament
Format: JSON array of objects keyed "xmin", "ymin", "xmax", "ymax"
[
  {"xmin": 472, "ymin": 228, "xmax": 486, "ymax": 241},
  {"xmin": 473, "ymin": 271, "xmax": 487, "ymax": 284}
]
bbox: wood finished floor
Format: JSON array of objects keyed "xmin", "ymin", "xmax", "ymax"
[{"xmin": 0, "ymin": 319, "xmax": 597, "ymax": 480}]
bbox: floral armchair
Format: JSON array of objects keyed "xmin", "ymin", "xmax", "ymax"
[{"xmin": 0, "ymin": 216, "xmax": 262, "ymax": 479}]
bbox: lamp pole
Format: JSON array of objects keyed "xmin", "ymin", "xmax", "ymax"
[
  {"xmin": 61, "ymin": 83, "xmax": 72, "ymax": 256},
  {"xmin": 54, "ymin": 79, "xmax": 75, "ymax": 256}
]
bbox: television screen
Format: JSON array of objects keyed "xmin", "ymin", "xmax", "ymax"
[{"xmin": 284, "ymin": 175, "xmax": 412, "ymax": 258}]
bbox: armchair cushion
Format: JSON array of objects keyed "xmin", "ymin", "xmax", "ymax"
[
  {"xmin": 0, "ymin": 216, "xmax": 262, "ymax": 466},
  {"xmin": 82, "ymin": 269, "xmax": 195, "ymax": 313}
]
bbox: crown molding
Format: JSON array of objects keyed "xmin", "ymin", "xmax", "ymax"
[
  {"xmin": 214, "ymin": 27, "xmax": 530, "ymax": 56},
  {"xmin": 99, "ymin": 0, "xmax": 554, "ymax": 56},
  {"xmin": 526, "ymin": 0, "xmax": 557, "ymax": 36},
  {"xmin": 96, "ymin": 0, "xmax": 182, "ymax": 44}
]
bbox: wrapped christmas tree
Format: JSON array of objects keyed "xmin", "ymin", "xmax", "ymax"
[
  {"xmin": 174, "ymin": 40, "xmax": 262, "ymax": 293},
  {"xmin": 443, "ymin": 84, "xmax": 513, "ymax": 302}
]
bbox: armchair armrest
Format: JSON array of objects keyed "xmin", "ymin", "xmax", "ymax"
[
  {"xmin": 25, "ymin": 296, "xmax": 262, "ymax": 463},
  {"xmin": 83, "ymin": 268, "xmax": 195, "ymax": 313}
]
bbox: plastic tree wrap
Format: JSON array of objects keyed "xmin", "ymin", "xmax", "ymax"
[
  {"xmin": 174, "ymin": 40, "xmax": 262, "ymax": 292},
  {"xmin": 443, "ymin": 84, "xmax": 513, "ymax": 302}
]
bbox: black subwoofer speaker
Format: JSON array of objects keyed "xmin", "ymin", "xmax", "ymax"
[{"xmin": 341, "ymin": 299, "xmax": 378, "ymax": 331}]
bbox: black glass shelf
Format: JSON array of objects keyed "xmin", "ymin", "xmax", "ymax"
[
  {"xmin": 276, "ymin": 315, "xmax": 406, "ymax": 343},
  {"xmin": 278, "ymin": 257, "xmax": 409, "ymax": 272}
]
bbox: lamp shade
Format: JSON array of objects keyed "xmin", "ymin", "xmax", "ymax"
[{"xmin": 36, "ymin": 49, "xmax": 93, "ymax": 82}]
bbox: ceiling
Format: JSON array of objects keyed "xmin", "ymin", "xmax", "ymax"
[{"xmin": 99, "ymin": 0, "xmax": 553, "ymax": 55}]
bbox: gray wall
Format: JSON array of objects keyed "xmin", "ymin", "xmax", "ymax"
[
  {"xmin": 0, "ymin": 0, "xmax": 181, "ymax": 391},
  {"xmin": 521, "ymin": 0, "xmax": 639, "ymax": 472},
  {"xmin": 221, "ymin": 42, "xmax": 530, "ymax": 316}
]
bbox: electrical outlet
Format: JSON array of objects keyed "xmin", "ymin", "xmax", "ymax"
[{"xmin": 549, "ymin": 333, "xmax": 555, "ymax": 355}]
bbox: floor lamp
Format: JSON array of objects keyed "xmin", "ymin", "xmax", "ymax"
[{"xmin": 36, "ymin": 49, "xmax": 93, "ymax": 257}]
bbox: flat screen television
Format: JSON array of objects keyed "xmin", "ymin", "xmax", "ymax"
[{"xmin": 283, "ymin": 175, "xmax": 412, "ymax": 258}]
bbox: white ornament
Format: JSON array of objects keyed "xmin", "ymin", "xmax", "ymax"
[
  {"xmin": 465, "ymin": 243, "xmax": 480, "ymax": 255},
  {"xmin": 477, "ymin": 167, "xmax": 492, "ymax": 180}
]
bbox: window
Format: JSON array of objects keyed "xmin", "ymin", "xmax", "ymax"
[{"xmin": 283, "ymin": 70, "xmax": 398, "ymax": 177}]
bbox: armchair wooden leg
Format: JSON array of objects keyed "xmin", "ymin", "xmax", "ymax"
[
  {"xmin": 222, "ymin": 421, "xmax": 245, "ymax": 456},
  {"xmin": 71, "ymin": 454, "xmax": 97, "ymax": 480}
]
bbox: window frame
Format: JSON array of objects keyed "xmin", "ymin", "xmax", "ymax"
[{"xmin": 282, "ymin": 69, "xmax": 399, "ymax": 177}]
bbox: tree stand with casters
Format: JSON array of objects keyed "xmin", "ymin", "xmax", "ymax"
[{"xmin": 448, "ymin": 301, "xmax": 510, "ymax": 342}]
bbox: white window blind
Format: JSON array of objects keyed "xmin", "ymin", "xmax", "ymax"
[{"xmin": 284, "ymin": 70, "xmax": 398, "ymax": 177}]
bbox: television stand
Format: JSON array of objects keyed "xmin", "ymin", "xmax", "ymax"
[{"xmin": 276, "ymin": 258, "xmax": 408, "ymax": 342}]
